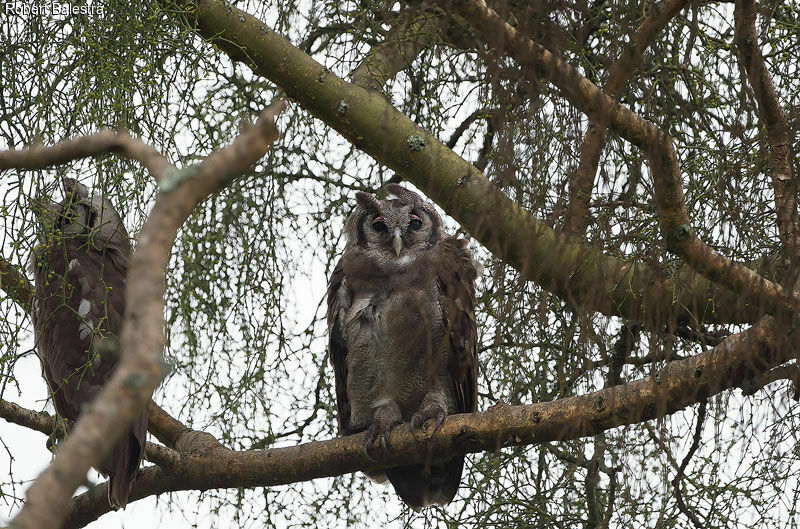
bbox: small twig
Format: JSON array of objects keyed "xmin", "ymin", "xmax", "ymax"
[
  {"xmin": 446, "ymin": 107, "xmax": 500, "ymax": 149},
  {"xmin": 671, "ymin": 401, "xmax": 707, "ymax": 529}
]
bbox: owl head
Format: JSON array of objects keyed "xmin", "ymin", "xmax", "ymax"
[
  {"xmin": 344, "ymin": 184, "xmax": 443, "ymax": 259},
  {"xmin": 32, "ymin": 178, "xmax": 131, "ymax": 255}
]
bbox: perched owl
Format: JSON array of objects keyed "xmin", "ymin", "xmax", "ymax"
[
  {"xmin": 29, "ymin": 178, "xmax": 147, "ymax": 509},
  {"xmin": 327, "ymin": 184, "xmax": 479, "ymax": 511}
]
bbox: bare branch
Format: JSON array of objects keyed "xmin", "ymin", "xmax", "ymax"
[
  {"xmin": 161, "ymin": 0, "xmax": 785, "ymax": 329},
  {"xmin": 0, "ymin": 398, "xmax": 180, "ymax": 470},
  {"xmin": 351, "ymin": 8, "xmax": 448, "ymax": 91},
  {"xmin": 671, "ymin": 401, "xmax": 707, "ymax": 529},
  {"xmin": 740, "ymin": 362, "xmax": 800, "ymax": 398},
  {"xmin": 0, "ymin": 130, "xmax": 172, "ymax": 183},
  {"xmin": 446, "ymin": 107, "xmax": 499, "ymax": 150},
  {"xmin": 146, "ymin": 401, "xmax": 191, "ymax": 449},
  {"xmin": 563, "ymin": 0, "xmax": 690, "ymax": 234},
  {"xmin": 447, "ymin": 0, "xmax": 800, "ymax": 322}
]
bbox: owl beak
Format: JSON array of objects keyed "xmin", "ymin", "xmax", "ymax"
[{"xmin": 392, "ymin": 227, "xmax": 403, "ymax": 257}]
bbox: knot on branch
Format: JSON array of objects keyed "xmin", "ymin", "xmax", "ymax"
[{"xmin": 175, "ymin": 430, "xmax": 228, "ymax": 456}]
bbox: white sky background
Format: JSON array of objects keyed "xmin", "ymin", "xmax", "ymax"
[{"xmin": 1, "ymin": 1, "xmax": 799, "ymax": 528}]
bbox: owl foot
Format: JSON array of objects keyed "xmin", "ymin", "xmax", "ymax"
[
  {"xmin": 411, "ymin": 392, "xmax": 447, "ymax": 441},
  {"xmin": 363, "ymin": 402, "xmax": 402, "ymax": 461}
]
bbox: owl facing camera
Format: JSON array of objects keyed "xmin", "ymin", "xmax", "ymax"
[{"xmin": 327, "ymin": 184, "xmax": 480, "ymax": 511}]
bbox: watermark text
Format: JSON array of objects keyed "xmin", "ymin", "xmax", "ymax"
[{"xmin": 4, "ymin": 2, "xmax": 106, "ymax": 17}]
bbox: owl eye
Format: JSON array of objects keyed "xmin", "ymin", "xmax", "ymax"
[
  {"xmin": 409, "ymin": 214, "xmax": 422, "ymax": 231},
  {"xmin": 372, "ymin": 216, "xmax": 388, "ymax": 232}
]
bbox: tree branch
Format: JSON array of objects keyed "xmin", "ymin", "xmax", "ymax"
[
  {"xmin": 0, "ymin": 398, "xmax": 180, "ymax": 470},
  {"xmin": 61, "ymin": 315, "xmax": 794, "ymax": 528},
  {"xmin": 0, "ymin": 130, "xmax": 172, "ymax": 183},
  {"xmin": 670, "ymin": 401, "xmax": 707, "ymax": 529},
  {"xmin": 563, "ymin": 0, "xmax": 690, "ymax": 234},
  {"xmin": 740, "ymin": 362, "xmax": 800, "ymax": 398},
  {"xmin": 448, "ymin": 0, "xmax": 800, "ymax": 323},
  {"xmin": 350, "ymin": 7, "xmax": 449, "ymax": 91},
  {"xmin": 734, "ymin": 0, "xmax": 800, "ymax": 285}
]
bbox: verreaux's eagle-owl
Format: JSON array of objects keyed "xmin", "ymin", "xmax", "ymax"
[
  {"xmin": 326, "ymin": 184, "xmax": 479, "ymax": 510},
  {"xmin": 30, "ymin": 178, "xmax": 147, "ymax": 509}
]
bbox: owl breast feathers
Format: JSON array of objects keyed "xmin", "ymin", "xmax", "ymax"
[
  {"xmin": 327, "ymin": 183, "xmax": 479, "ymax": 511},
  {"xmin": 30, "ymin": 178, "xmax": 147, "ymax": 510}
]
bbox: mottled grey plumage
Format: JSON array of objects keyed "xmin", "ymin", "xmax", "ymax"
[
  {"xmin": 29, "ymin": 178, "xmax": 147, "ymax": 509},
  {"xmin": 327, "ymin": 184, "xmax": 479, "ymax": 511}
]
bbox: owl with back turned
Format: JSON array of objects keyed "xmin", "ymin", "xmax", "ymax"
[
  {"xmin": 30, "ymin": 178, "xmax": 147, "ymax": 509},
  {"xmin": 327, "ymin": 184, "xmax": 479, "ymax": 510}
]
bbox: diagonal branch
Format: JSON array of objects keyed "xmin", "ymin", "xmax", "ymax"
[
  {"xmin": 447, "ymin": 0, "xmax": 800, "ymax": 322},
  {"xmin": 350, "ymin": 7, "xmax": 449, "ymax": 91},
  {"xmin": 159, "ymin": 0, "xmax": 781, "ymax": 330},
  {"xmin": 9, "ymin": 100, "xmax": 286, "ymax": 529},
  {"xmin": 734, "ymin": 0, "xmax": 800, "ymax": 286}
]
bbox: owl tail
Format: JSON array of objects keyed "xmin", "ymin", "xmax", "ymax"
[
  {"xmin": 107, "ymin": 409, "xmax": 148, "ymax": 510},
  {"xmin": 385, "ymin": 456, "xmax": 465, "ymax": 511}
]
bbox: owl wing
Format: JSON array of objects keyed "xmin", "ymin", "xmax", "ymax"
[
  {"xmin": 34, "ymin": 245, "xmax": 129, "ymax": 416},
  {"xmin": 436, "ymin": 237, "xmax": 479, "ymax": 414},
  {"xmin": 67, "ymin": 248, "xmax": 128, "ymax": 387},
  {"xmin": 326, "ymin": 257, "xmax": 355, "ymax": 435}
]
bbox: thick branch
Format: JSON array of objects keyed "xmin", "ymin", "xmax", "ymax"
[
  {"xmin": 147, "ymin": 401, "xmax": 191, "ymax": 448},
  {"xmin": 741, "ymin": 362, "xmax": 800, "ymax": 397},
  {"xmin": 63, "ymin": 315, "xmax": 792, "ymax": 528},
  {"xmin": 9, "ymin": 102, "xmax": 285, "ymax": 529},
  {"xmin": 160, "ymin": 0, "xmax": 775, "ymax": 329}
]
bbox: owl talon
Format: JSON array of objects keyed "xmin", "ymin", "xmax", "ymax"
[
  {"xmin": 362, "ymin": 442, "xmax": 380, "ymax": 463},
  {"xmin": 411, "ymin": 404, "xmax": 446, "ymax": 440},
  {"xmin": 363, "ymin": 419, "xmax": 397, "ymax": 461}
]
